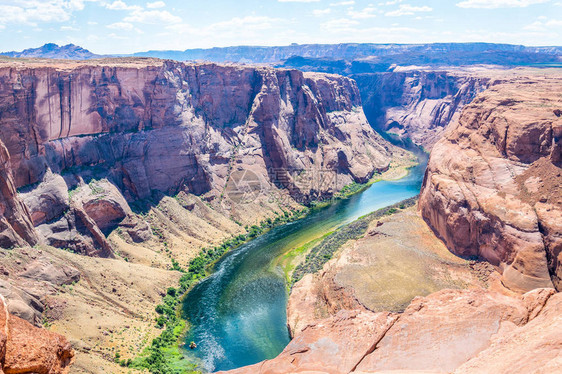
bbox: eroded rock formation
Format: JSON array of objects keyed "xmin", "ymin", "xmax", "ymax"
[
  {"xmin": 0, "ymin": 58, "xmax": 394, "ymax": 255},
  {"xmin": 420, "ymin": 77, "xmax": 562, "ymax": 292}
]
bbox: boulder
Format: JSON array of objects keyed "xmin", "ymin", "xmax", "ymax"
[{"xmin": 0, "ymin": 295, "xmax": 74, "ymax": 374}]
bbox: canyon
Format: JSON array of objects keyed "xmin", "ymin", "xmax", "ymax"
[
  {"xmin": 0, "ymin": 57, "xmax": 404, "ymax": 372},
  {"xmin": 0, "ymin": 58, "xmax": 395, "ymax": 252},
  {"xmin": 219, "ymin": 72, "xmax": 562, "ymax": 373},
  {"xmin": 0, "ymin": 51, "xmax": 560, "ymax": 374}
]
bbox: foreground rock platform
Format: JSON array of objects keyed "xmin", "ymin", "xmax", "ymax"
[{"xmin": 219, "ymin": 288, "xmax": 560, "ymax": 374}]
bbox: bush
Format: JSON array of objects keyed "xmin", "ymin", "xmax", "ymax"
[{"xmin": 155, "ymin": 316, "xmax": 167, "ymax": 328}]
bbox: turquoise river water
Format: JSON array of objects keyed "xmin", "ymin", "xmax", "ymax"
[{"xmin": 182, "ymin": 155, "xmax": 427, "ymax": 372}]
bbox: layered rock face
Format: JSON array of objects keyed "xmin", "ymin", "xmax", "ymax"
[
  {"xmin": 420, "ymin": 76, "xmax": 562, "ymax": 292},
  {"xmin": 355, "ymin": 68, "xmax": 492, "ymax": 148},
  {"xmin": 0, "ymin": 140, "xmax": 38, "ymax": 248},
  {"xmin": 0, "ymin": 294, "xmax": 74, "ymax": 374},
  {"xmin": 0, "ymin": 58, "xmax": 392, "ymax": 254}
]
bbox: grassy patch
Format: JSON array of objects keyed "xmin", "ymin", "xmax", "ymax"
[{"xmin": 273, "ymin": 233, "xmax": 331, "ymax": 285}]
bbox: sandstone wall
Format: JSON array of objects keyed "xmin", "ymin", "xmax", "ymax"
[
  {"xmin": 0, "ymin": 59, "xmax": 393, "ymax": 252},
  {"xmin": 0, "ymin": 294, "xmax": 74, "ymax": 374},
  {"xmin": 355, "ymin": 69, "xmax": 491, "ymax": 148},
  {"xmin": 419, "ymin": 76, "xmax": 562, "ymax": 292}
]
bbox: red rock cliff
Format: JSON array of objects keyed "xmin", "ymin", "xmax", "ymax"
[
  {"xmin": 420, "ymin": 76, "xmax": 562, "ymax": 292},
  {"xmin": 0, "ymin": 58, "xmax": 393, "ymax": 252}
]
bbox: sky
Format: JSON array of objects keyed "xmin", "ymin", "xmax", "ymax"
[{"xmin": 0, "ymin": 0, "xmax": 561, "ymax": 54}]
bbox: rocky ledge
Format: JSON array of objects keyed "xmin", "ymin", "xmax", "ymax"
[
  {"xmin": 221, "ymin": 288, "xmax": 561, "ymax": 374},
  {"xmin": 419, "ymin": 76, "xmax": 562, "ymax": 292},
  {"xmin": 0, "ymin": 294, "xmax": 74, "ymax": 374}
]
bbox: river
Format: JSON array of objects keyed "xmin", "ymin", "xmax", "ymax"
[{"xmin": 182, "ymin": 155, "xmax": 427, "ymax": 372}]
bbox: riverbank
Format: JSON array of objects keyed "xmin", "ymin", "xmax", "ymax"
[
  {"xmin": 130, "ymin": 207, "xmax": 307, "ymax": 374},
  {"xmin": 276, "ymin": 153, "xmax": 423, "ymax": 287},
  {"xmin": 286, "ymin": 201, "xmax": 492, "ymax": 335},
  {"xmin": 214, "ymin": 202, "xmax": 494, "ymax": 373},
  {"xmin": 177, "ymin": 151, "xmax": 426, "ymax": 372},
  {"xmin": 129, "ymin": 148, "xmax": 423, "ymax": 373},
  {"xmin": 217, "ymin": 200, "xmax": 556, "ymax": 374}
]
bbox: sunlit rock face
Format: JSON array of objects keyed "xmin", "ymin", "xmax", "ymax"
[
  {"xmin": 0, "ymin": 59, "xmax": 393, "ymax": 253},
  {"xmin": 219, "ymin": 288, "xmax": 562, "ymax": 374},
  {"xmin": 0, "ymin": 294, "xmax": 75, "ymax": 374},
  {"xmin": 420, "ymin": 76, "xmax": 562, "ymax": 293}
]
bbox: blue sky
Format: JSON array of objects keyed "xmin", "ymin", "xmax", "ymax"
[{"xmin": 0, "ymin": 0, "xmax": 561, "ymax": 54}]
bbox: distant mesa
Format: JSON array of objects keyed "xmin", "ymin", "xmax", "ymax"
[{"xmin": 1, "ymin": 42, "xmax": 562, "ymax": 67}]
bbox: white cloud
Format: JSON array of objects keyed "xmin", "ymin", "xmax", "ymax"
[
  {"xmin": 60, "ymin": 25, "xmax": 79, "ymax": 31},
  {"xmin": 278, "ymin": 0, "xmax": 320, "ymax": 2},
  {"xmin": 168, "ymin": 16, "xmax": 288, "ymax": 38},
  {"xmin": 524, "ymin": 17, "xmax": 562, "ymax": 31},
  {"xmin": 386, "ymin": 4, "xmax": 432, "ymax": 16},
  {"xmin": 313, "ymin": 8, "xmax": 332, "ymax": 16},
  {"xmin": 348, "ymin": 6, "xmax": 377, "ymax": 18},
  {"xmin": 107, "ymin": 21, "xmax": 134, "ymax": 30},
  {"xmin": 164, "ymin": 16, "xmax": 293, "ymax": 49},
  {"xmin": 456, "ymin": 0, "xmax": 551, "ymax": 8},
  {"xmin": 207, "ymin": 16, "xmax": 287, "ymax": 32},
  {"xmin": 124, "ymin": 8, "xmax": 181, "ymax": 23},
  {"xmin": 321, "ymin": 18, "xmax": 360, "ymax": 30},
  {"xmin": 105, "ymin": 0, "xmax": 140, "ymax": 11},
  {"xmin": 0, "ymin": 0, "xmax": 95, "ymax": 26},
  {"xmin": 146, "ymin": 1, "xmax": 165, "ymax": 8},
  {"xmin": 107, "ymin": 32, "xmax": 129, "ymax": 39},
  {"xmin": 330, "ymin": 1, "xmax": 355, "ymax": 5}
]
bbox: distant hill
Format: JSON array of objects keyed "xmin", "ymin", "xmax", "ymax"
[
  {"xmin": 2, "ymin": 42, "xmax": 562, "ymax": 68},
  {"xmin": 0, "ymin": 43, "xmax": 100, "ymax": 60},
  {"xmin": 131, "ymin": 42, "xmax": 562, "ymax": 66}
]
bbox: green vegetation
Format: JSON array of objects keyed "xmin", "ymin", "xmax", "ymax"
[
  {"xmin": 68, "ymin": 186, "xmax": 80, "ymax": 202},
  {"xmin": 291, "ymin": 196, "xmax": 418, "ymax": 287},
  {"xmin": 132, "ymin": 206, "xmax": 308, "ymax": 373},
  {"xmin": 308, "ymin": 175, "xmax": 381, "ymax": 209},
  {"xmin": 132, "ymin": 280, "xmax": 198, "ymax": 374},
  {"xmin": 88, "ymin": 179, "xmax": 105, "ymax": 195},
  {"xmin": 273, "ymin": 232, "xmax": 331, "ymax": 286}
]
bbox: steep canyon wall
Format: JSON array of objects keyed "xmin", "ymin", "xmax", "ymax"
[
  {"xmin": 419, "ymin": 76, "xmax": 562, "ymax": 292},
  {"xmin": 0, "ymin": 58, "xmax": 394, "ymax": 254}
]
